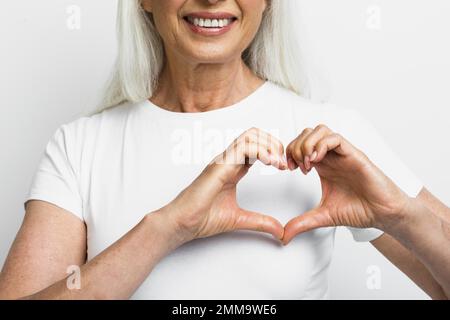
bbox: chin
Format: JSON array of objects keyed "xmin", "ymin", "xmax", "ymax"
[{"xmin": 182, "ymin": 46, "xmax": 240, "ymax": 64}]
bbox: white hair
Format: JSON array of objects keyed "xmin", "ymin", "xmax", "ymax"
[{"xmin": 91, "ymin": 0, "xmax": 322, "ymax": 115}]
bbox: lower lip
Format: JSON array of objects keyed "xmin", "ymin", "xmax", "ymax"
[{"xmin": 183, "ymin": 18, "xmax": 236, "ymax": 36}]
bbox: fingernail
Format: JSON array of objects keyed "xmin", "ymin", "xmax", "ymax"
[
  {"xmin": 279, "ymin": 155, "xmax": 287, "ymax": 169},
  {"xmin": 310, "ymin": 151, "xmax": 317, "ymax": 162},
  {"xmin": 281, "ymin": 154, "xmax": 288, "ymax": 166},
  {"xmin": 299, "ymin": 162, "xmax": 307, "ymax": 175},
  {"xmin": 304, "ymin": 155, "xmax": 310, "ymax": 170},
  {"xmin": 287, "ymin": 158, "xmax": 296, "ymax": 171},
  {"xmin": 269, "ymin": 154, "xmax": 278, "ymax": 164}
]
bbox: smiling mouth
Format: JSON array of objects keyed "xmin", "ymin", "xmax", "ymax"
[{"xmin": 183, "ymin": 15, "xmax": 238, "ymax": 29}]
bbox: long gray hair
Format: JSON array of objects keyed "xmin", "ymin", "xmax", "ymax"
[{"xmin": 92, "ymin": 0, "xmax": 319, "ymax": 115}]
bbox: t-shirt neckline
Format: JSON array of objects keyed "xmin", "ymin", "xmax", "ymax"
[{"xmin": 141, "ymin": 80, "xmax": 270, "ymax": 120}]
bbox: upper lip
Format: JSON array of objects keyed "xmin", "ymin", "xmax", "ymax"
[{"xmin": 183, "ymin": 12, "xmax": 237, "ymax": 20}]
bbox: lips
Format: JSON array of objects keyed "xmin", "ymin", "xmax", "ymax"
[
  {"xmin": 185, "ymin": 16, "xmax": 235, "ymax": 28},
  {"xmin": 183, "ymin": 11, "xmax": 238, "ymax": 36},
  {"xmin": 182, "ymin": 11, "xmax": 238, "ymax": 34},
  {"xmin": 183, "ymin": 11, "xmax": 237, "ymax": 20}
]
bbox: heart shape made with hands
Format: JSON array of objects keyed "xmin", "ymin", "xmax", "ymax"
[
  {"xmin": 186, "ymin": 124, "xmax": 397, "ymax": 246},
  {"xmin": 214, "ymin": 125, "xmax": 332, "ymax": 245},
  {"xmin": 235, "ymin": 145, "xmax": 323, "ymax": 245},
  {"xmin": 228, "ymin": 124, "xmax": 386, "ymax": 245}
]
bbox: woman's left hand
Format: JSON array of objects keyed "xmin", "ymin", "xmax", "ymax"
[{"xmin": 282, "ymin": 124, "xmax": 411, "ymax": 244}]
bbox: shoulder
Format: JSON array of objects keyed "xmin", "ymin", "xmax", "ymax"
[
  {"xmin": 59, "ymin": 101, "xmax": 136, "ymax": 137},
  {"xmin": 265, "ymin": 81, "xmax": 363, "ymax": 124},
  {"xmin": 51, "ymin": 101, "xmax": 138, "ymax": 158},
  {"xmin": 264, "ymin": 81, "xmax": 316, "ymax": 109}
]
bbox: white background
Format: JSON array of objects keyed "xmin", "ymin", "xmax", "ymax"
[{"xmin": 0, "ymin": 0, "xmax": 449, "ymax": 299}]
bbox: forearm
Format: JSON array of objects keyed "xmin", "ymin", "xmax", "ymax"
[
  {"xmin": 23, "ymin": 209, "xmax": 186, "ymax": 300},
  {"xmin": 381, "ymin": 198, "xmax": 450, "ymax": 298}
]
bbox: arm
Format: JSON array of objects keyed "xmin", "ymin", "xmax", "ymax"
[
  {"xmin": 282, "ymin": 124, "xmax": 450, "ymax": 299},
  {"xmin": 0, "ymin": 128, "xmax": 286, "ymax": 299},
  {"xmin": 0, "ymin": 200, "xmax": 87, "ymax": 299},
  {"xmin": 371, "ymin": 232, "xmax": 447, "ymax": 300},
  {"xmin": 0, "ymin": 200, "xmax": 184, "ymax": 299},
  {"xmin": 371, "ymin": 188, "xmax": 450, "ymax": 299}
]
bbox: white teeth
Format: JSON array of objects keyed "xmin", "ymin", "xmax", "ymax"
[{"xmin": 187, "ymin": 16, "xmax": 234, "ymax": 28}]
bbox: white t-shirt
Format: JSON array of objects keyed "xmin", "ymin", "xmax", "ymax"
[{"xmin": 24, "ymin": 81, "xmax": 423, "ymax": 299}]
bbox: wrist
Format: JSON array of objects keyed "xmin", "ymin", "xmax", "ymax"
[
  {"xmin": 376, "ymin": 196, "xmax": 424, "ymax": 235},
  {"xmin": 143, "ymin": 207, "xmax": 193, "ymax": 250}
]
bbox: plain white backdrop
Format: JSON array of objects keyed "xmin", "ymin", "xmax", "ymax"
[{"xmin": 0, "ymin": 0, "xmax": 449, "ymax": 299}]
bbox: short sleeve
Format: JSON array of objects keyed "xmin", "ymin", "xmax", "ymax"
[
  {"xmin": 336, "ymin": 108, "xmax": 424, "ymax": 242},
  {"xmin": 24, "ymin": 124, "xmax": 84, "ymax": 221}
]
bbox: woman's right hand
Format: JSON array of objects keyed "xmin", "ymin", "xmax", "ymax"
[{"xmin": 160, "ymin": 128, "xmax": 288, "ymax": 243}]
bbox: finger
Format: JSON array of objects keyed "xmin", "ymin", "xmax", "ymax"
[
  {"xmin": 314, "ymin": 133, "xmax": 347, "ymax": 163},
  {"xmin": 235, "ymin": 208, "xmax": 285, "ymax": 240},
  {"xmin": 300, "ymin": 124, "xmax": 332, "ymax": 158},
  {"xmin": 239, "ymin": 141, "xmax": 272, "ymax": 167},
  {"xmin": 286, "ymin": 155, "xmax": 298, "ymax": 171},
  {"xmin": 244, "ymin": 128, "xmax": 287, "ymax": 168},
  {"xmin": 286, "ymin": 128, "xmax": 313, "ymax": 170},
  {"xmin": 182, "ymin": 162, "xmax": 225, "ymax": 206},
  {"xmin": 211, "ymin": 136, "xmax": 285, "ymax": 184},
  {"xmin": 226, "ymin": 140, "xmax": 283, "ymax": 171},
  {"xmin": 300, "ymin": 124, "xmax": 333, "ymax": 170},
  {"xmin": 236, "ymin": 138, "xmax": 287, "ymax": 170},
  {"xmin": 258, "ymin": 133, "xmax": 287, "ymax": 168},
  {"xmin": 288, "ymin": 151, "xmax": 308, "ymax": 174},
  {"xmin": 298, "ymin": 161, "xmax": 308, "ymax": 175},
  {"xmin": 282, "ymin": 207, "xmax": 335, "ymax": 245}
]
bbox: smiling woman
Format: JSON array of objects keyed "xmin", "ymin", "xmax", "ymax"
[
  {"xmin": 95, "ymin": 0, "xmax": 310, "ymax": 111},
  {"xmin": 0, "ymin": 0, "xmax": 449, "ymax": 300}
]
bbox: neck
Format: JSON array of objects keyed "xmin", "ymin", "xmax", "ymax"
[{"xmin": 150, "ymin": 52, "xmax": 265, "ymax": 113}]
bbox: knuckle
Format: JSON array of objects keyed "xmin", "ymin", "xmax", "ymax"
[
  {"xmin": 332, "ymin": 133, "xmax": 343, "ymax": 140},
  {"xmin": 292, "ymin": 148, "xmax": 302, "ymax": 161},
  {"xmin": 258, "ymin": 216, "xmax": 268, "ymax": 232},
  {"xmin": 302, "ymin": 140, "xmax": 314, "ymax": 153},
  {"xmin": 234, "ymin": 138, "xmax": 244, "ymax": 149},
  {"xmin": 247, "ymin": 127, "xmax": 259, "ymax": 135},
  {"xmin": 228, "ymin": 140, "xmax": 239, "ymax": 154},
  {"xmin": 316, "ymin": 124, "xmax": 329, "ymax": 131},
  {"xmin": 275, "ymin": 139, "xmax": 284, "ymax": 154},
  {"xmin": 286, "ymin": 142, "xmax": 292, "ymax": 153},
  {"xmin": 302, "ymin": 127, "xmax": 313, "ymax": 135},
  {"xmin": 269, "ymin": 142, "xmax": 283, "ymax": 155},
  {"xmin": 316, "ymin": 139, "xmax": 326, "ymax": 149}
]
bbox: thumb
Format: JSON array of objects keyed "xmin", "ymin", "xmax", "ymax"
[
  {"xmin": 282, "ymin": 207, "xmax": 334, "ymax": 245},
  {"xmin": 235, "ymin": 208, "xmax": 285, "ymax": 240}
]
